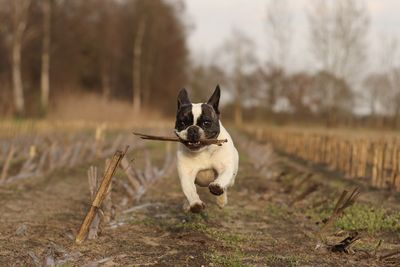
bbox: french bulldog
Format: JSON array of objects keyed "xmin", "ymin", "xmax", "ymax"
[{"xmin": 175, "ymin": 85, "xmax": 239, "ymax": 213}]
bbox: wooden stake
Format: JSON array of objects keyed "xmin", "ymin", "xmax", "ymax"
[
  {"xmin": 75, "ymin": 147, "xmax": 128, "ymax": 244},
  {"xmin": 0, "ymin": 144, "xmax": 15, "ymax": 183}
]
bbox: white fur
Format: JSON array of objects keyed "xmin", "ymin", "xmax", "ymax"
[
  {"xmin": 191, "ymin": 103, "xmax": 202, "ymax": 124},
  {"xmin": 176, "ymin": 111, "xmax": 239, "ymax": 210},
  {"xmin": 176, "ymin": 129, "xmax": 188, "ymax": 140}
]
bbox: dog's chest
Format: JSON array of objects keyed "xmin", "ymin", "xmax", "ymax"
[{"xmin": 178, "ymin": 146, "xmax": 218, "ymax": 169}]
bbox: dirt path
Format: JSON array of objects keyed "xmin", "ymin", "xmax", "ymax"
[{"xmin": 0, "ymin": 137, "xmax": 399, "ymax": 266}]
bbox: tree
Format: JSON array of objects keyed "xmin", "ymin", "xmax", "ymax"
[
  {"xmin": 11, "ymin": 0, "xmax": 31, "ymax": 116},
  {"xmin": 219, "ymin": 29, "xmax": 257, "ymax": 126},
  {"xmin": 309, "ymin": 71, "xmax": 353, "ymax": 126},
  {"xmin": 363, "ymin": 73, "xmax": 390, "ymax": 117},
  {"xmin": 379, "ymin": 35, "xmax": 400, "ymax": 127},
  {"xmin": 285, "ymin": 72, "xmax": 313, "ymax": 116},
  {"xmin": 265, "ymin": 0, "xmax": 292, "ymax": 69},
  {"xmin": 188, "ymin": 63, "xmax": 227, "ymax": 101},
  {"xmin": 258, "ymin": 65, "xmax": 286, "ymax": 112},
  {"xmin": 0, "ymin": 0, "xmax": 188, "ymax": 117},
  {"xmin": 40, "ymin": 0, "xmax": 51, "ymax": 114},
  {"xmin": 307, "ymin": 0, "xmax": 369, "ymax": 83},
  {"xmin": 127, "ymin": 0, "xmax": 188, "ymax": 113},
  {"xmin": 132, "ymin": 18, "xmax": 146, "ymax": 113}
]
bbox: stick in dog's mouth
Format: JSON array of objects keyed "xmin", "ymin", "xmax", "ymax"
[{"xmin": 132, "ymin": 132, "xmax": 228, "ymax": 146}]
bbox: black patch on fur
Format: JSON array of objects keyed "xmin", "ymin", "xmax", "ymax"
[
  {"xmin": 177, "ymin": 88, "xmax": 191, "ymax": 110},
  {"xmin": 197, "ymin": 104, "xmax": 220, "ymax": 139},
  {"xmin": 190, "ymin": 202, "xmax": 205, "ymax": 213},
  {"xmin": 209, "ymin": 183, "xmax": 224, "ymax": 195},
  {"xmin": 207, "ymin": 85, "xmax": 221, "ymax": 115},
  {"xmin": 175, "ymin": 104, "xmax": 193, "ymax": 132}
]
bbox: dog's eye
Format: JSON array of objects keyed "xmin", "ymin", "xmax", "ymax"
[
  {"xmin": 180, "ymin": 121, "xmax": 186, "ymax": 127},
  {"xmin": 202, "ymin": 121, "xmax": 211, "ymax": 127}
]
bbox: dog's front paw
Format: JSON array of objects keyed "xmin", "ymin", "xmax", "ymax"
[
  {"xmin": 209, "ymin": 182, "xmax": 224, "ymax": 196},
  {"xmin": 190, "ymin": 201, "xmax": 206, "ymax": 213}
]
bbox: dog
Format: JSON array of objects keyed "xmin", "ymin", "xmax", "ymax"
[{"xmin": 175, "ymin": 85, "xmax": 239, "ymax": 213}]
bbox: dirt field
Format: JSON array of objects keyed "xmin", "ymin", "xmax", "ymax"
[{"xmin": 0, "ymin": 131, "xmax": 399, "ymax": 266}]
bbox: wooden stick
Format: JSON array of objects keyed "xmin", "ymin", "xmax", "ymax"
[
  {"xmin": 75, "ymin": 147, "xmax": 128, "ymax": 244},
  {"xmin": 132, "ymin": 131, "xmax": 228, "ymax": 146},
  {"xmin": 379, "ymin": 249, "xmax": 400, "ymax": 260},
  {"xmin": 289, "ymin": 183, "xmax": 319, "ymax": 206},
  {"xmin": 87, "ymin": 166, "xmax": 101, "ymax": 240},
  {"xmin": 318, "ymin": 187, "xmax": 360, "ymax": 236},
  {"xmin": 0, "ymin": 144, "xmax": 15, "ymax": 183}
]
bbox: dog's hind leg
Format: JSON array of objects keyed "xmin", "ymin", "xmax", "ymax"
[{"xmin": 216, "ymin": 191, "xmax": 227, "ymax": 208}]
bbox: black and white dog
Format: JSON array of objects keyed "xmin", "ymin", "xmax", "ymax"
[{"xmin": 175, "ymin": 86, "xmax": 239, "ymax": 213}]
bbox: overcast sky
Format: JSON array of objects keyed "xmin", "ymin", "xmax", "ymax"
[{"xmin": 184, "ymin": 0, "xmax": 400, "ymax": 72}]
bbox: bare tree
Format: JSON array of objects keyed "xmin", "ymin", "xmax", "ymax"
[
  {"xmin": 40, "ymin": 0, "xmax": 51, "ymax": 114},
  {"xmin": 309, "ymin": 71, "xmax": 353, "ymax": 126},
  {"xmin": 362, "ymin": 73, "xmax": 391, "ymax": 117},
  {"xmin": 133, "ymin": 18, "xmax": 146, "ymax": 114},
  {"xmin": 11, "ymin": 0, "xmax": 31, "ymax": 116},
  {"xmin": 265, "ymin": 0, "xmax": 292, "ymax": 69},
  {"xmin": 307, "ymin": 0, "xmax": 369, "ymax": 83},
  {"xmin": 379, "ymin": 35, "xmax": 400, "ymax": 127},
  {"xmin": 220, "ymin": 29, "xmax": 257, "ymax": 125}
]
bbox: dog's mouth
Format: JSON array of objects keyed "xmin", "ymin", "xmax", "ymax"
[
  {"xmin": 184, "ymin": 140, "xmax": 204, "ymax": 150},
  {"xmin": 187, "ymin": 141, "xmax": 201, "ymax": 146}
]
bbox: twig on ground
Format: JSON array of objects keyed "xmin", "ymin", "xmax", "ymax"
[
  {"xmin": 0, "ymin": 144, "xmax": 15, "ymax": 183},
  {"xmin": 123, "ymin": 202, "xmax": 162, "ymax": 214},
  {"xmin": 373, "ymin": 239, "xmax": 382, "ymax": 257},
  {"xmin": 329, "ymin": 231, "xmax": 361, "ymax": 253},
  {"xmin": 289, "ymin": 183, "xmax": 319, "ymax": 206},
  {"xmin": 284, "ymin": 172, "xmax": 312, "ymax": 193},
  {"xmin": 379, "ymin": 250, "xmax": 400, "ymax": 261}
]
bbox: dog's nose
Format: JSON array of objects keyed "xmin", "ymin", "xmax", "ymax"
[{"xmin": 187, "ymin": 126, "xmax": 200, "ymax": 142}]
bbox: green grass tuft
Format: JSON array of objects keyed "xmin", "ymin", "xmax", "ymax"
[
  {"xmin": 205, "ymin": 250, "xmax": 245, "ymax": 267},
  {"xmin": 335, "ymin": 204, "xmax": 400, "ymax": 232}
]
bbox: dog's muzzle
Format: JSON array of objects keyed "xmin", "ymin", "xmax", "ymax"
[
  {"xmin": 187, "ymin": 126, "xmax": 200, "ymax": 143},
  {"xmin": 182, "ymin": 126, "xmax": 204, "ymax": 150}
]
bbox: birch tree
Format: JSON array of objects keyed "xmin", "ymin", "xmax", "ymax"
[
  {"xmin": 132, "ymin": 19, "xmax": 146, "ymax": 114},
  {"xmin": 11, "ymin": 0, "xmax": 31, "ymax": 116},
  {"xmin": 40, "ymin": 0, "xmax": 51, "ymax": 114}
]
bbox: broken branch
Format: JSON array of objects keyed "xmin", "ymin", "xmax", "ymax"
[
  {"xmin": 75, "ymin": 147, "xmax": 128, "ymax": 244},
  {"xmin": 132, "ymin": 131, "xmax": 227, "ymax": 146},
  {"xmin": 318, "ymin": 187, "xmax": 360, "ymax": 237}
]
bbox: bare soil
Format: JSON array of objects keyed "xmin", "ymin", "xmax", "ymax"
[{"xmin": 0, "ymin": 134, "xmax": 399, "ymax": 266}]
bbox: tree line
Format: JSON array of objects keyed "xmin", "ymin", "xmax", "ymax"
[{"xmin": 0, "ymin": 0, "xmax": 187, "ymax": 117}]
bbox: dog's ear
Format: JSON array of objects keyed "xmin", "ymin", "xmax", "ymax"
[
  {"xmin": 207, "ymin": 85, "xmax": 221, "ymax": 115},
  {"xmin": 177, "ymin": 88, "xmax": 191, "ymax": 110}
]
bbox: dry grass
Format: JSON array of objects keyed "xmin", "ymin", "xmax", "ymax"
[
  {"xmin": 49, "ymin": 92, "xmax": 166, "ymax": 123},
  {"xmin": 0, "ymin": 93, "xmax": 173, "ymax": 138}
]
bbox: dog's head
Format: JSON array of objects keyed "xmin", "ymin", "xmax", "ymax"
[{"xmin": 175, "ymin": 85, "xmax": 221, "ymax": 152}]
